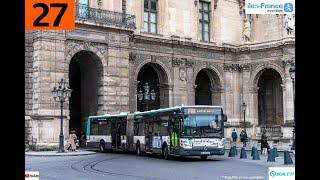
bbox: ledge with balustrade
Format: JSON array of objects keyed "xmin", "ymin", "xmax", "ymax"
[{"xmin": 75, "ymin": 4, "xmax": 136, "ymax": 30}]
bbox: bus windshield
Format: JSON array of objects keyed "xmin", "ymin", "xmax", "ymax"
[{"xmin": 181, "ymin": 113, "xmax": 222, "ymax": 138}]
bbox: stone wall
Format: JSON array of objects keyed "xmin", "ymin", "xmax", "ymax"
[
  {"xmin": 252, "ymin": 14, "xmax": 284, "ymax": 42},
  {"xmin": 25, "ymin": 31, "xmax": 34, "ymax": 139}
]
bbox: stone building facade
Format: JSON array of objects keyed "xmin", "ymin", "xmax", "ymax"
[{"xmin": 25, "ymin": 0, "xmax": 295, "ymax": 149}]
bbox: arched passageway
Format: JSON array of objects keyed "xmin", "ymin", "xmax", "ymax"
[
  {"xmin": 195, "ymin": 68, "xmax": 221, "ymax": 105},
  {"xmin": 137, "ymin": 63, "xmax": 169, "ymax": 111},
  {"xmin": 69, "ymin": 50, "xmax": 103, "ymax": 139},
  {"xmin": 257, "ymin": 68, "xmax": 284, "ymax": 125}
]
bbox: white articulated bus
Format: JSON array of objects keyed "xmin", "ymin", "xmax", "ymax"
[{"xmin": 86, "ymin": 105, "xmax": 227, "ymax": 160}]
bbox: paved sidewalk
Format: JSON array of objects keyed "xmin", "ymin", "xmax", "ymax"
[
  {"xmin": 25, "ymin": 149, "xmax": 96, "ymax": 156},
  {"xmin": 224, "ymin": 149, "xmax": 295, "ymax": 167}
]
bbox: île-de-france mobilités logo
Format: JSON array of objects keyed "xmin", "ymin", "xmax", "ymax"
[{"xmin": 246, "ymin": 0, "xmax": 295, "ymax": 14}]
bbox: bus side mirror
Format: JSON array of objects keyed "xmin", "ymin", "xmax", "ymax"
[{"xmin": 222, "ymin": 114, "xmax": 227, "ymax": 122}]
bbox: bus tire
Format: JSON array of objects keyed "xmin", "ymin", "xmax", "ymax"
[
  {"xmin": 200, "ymin": 155, "xmax": 207, "ymax": 160},
  {"xmin": 99, "ymin": 140, "xmax": 106, "ymax": 153},
  {"xmin": 163, "ymin": 144, "xmax": 170, "ymax": 160},
  {"xmin": 136, "ymin": 142, "xmax": 141, "ymax": 156}
]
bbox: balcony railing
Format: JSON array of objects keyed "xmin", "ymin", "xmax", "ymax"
[
  {"xmin": 260, "ymin": 125, "xmax": 282, "ymax": 134},
  {"xmin": 75, "ymin": 4, "xmax": 136, "ymax": 29}
]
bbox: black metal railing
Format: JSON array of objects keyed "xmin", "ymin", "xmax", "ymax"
[{"xmin": 75, "ymin": 4, "xmax": 136, "ymax": 29}]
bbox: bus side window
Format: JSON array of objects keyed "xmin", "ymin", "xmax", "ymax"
[{"xmin": 134, "ymin": 121, "xmax": 139, "ymax": 136}]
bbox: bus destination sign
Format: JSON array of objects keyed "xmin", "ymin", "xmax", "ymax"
[{"xmin": 184, "ymin": 108, "xmax": 219, "ymax": 114}]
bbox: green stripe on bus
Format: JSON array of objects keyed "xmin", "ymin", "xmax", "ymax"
[{"xmin": 171, "ymin": 132, "xmax": 178, "ymax": 148}]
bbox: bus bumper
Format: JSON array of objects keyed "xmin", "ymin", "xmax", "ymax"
[{"xmin": 179, "ymin": 147, "xmax": 225, "ymax": 156}]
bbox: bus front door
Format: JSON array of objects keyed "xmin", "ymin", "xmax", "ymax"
[{"xmin": 170, "ymin": 117, "xmax": 180, "ymax": 154}]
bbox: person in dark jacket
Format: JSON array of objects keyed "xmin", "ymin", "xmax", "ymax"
[
  {"xmin": 231, "ymin": 129, "xmax": 238, "ymax": 142},
  {"xmin": 261, "ymin": 130, "xmax": 270, "ymax": 155}
]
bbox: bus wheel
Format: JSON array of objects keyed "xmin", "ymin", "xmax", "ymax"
[
  {"xmin": 163, "ymin": 144, "xmax": 170, "ymax": 160},
  {"xmin": 99, "ymin": 140, "xmax": 106, "ymax": 153},
  {"xmin": 136, "ymin": 144, "xmax": 141, "ymax": 156},
  {"xmin": 200, "ymin": 155, "xmax": 207, "ymax": 160}
]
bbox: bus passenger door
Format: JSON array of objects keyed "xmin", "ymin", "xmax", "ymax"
[
  {"xmin": 145, "ymin": 122, "xmax": 152, "ymax": 152},
  {"xmin": 170, "ymin": 117, "xmax": 180, "ymax": 154}
]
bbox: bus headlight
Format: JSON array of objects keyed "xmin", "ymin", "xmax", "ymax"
[
  {"xmin": 180, "ymin": 140, "xmax": 192, "ymax": 149},
  {"xmin": 218, "ymin": 139, "xmax": 225, "ymax": 148}
]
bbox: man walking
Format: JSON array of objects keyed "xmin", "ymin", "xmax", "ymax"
[{"xmin": 231, "ymin": 129, "xmax": 238, "ymax": 142}]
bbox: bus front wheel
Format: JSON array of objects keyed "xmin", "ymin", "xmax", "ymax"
[{"xmin": 200, "ymin": 155, "xmax": 207, "ymax": 160}]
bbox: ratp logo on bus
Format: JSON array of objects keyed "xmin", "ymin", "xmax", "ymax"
[
  {"xmin": 25, "ymin": 171, "xmax": 39, "ymax": 180},
  {"xmin": 269, "ymin": 167, "xmax": 295, "ymax": 180}
]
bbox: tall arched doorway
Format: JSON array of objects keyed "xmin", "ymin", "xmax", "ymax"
[
  {"xmin": 137, "ymin": 63, "xmax": 169, "ymax": 111},
  {"xmin": 258, "ymin": 69, "xmax": 283, "ymax": 125},
  {"xmin": 69, "ymin": 50, "xmax": 103, "ymax": 139},
  {"xmin": 195, "ymin": 68, "xmax": 221, "ymax": 105}
]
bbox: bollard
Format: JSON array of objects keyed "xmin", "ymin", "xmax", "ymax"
[
  {"xmin": 240, "ymin": 147, "xmax": 247, "ymax": 159},
  {"xmin": 284, "ymin": 150, "xmax": 293, "ymax": 164},
  {"xmin": 267, "ymin": 148, "xmax": 276, "ymax": 162},
  {"xmin": 251, "ymin": 146, "xmax": 254, "ymax": 156},
  {"xmin": 252, "ymin": 147, "xmax": 260, "ymax": 160},
  {"xmin": 233, "ymin": 145, "xmax": 238, "ymax": 156},
  {"xmin": 228, "ymin": 146, "xmax": 235, "ymax": 157},
  {"xmin": 273, "ymin": 147, "xmax": 279, "ymax": 157}
]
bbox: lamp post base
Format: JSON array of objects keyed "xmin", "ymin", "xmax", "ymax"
[{"xmin": 57, "ymin": 134, "xmax": 65, "ymax": 153}]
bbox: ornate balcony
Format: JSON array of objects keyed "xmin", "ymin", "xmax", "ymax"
[{"xmin": 75, "ymin": 4, "xmax": 136, "ymax": 30}]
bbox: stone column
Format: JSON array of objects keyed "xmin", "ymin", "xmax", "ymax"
[
  {"xmin": 130, "ymin": 81, "xmax": 139, "ymax": 112},
  {"xmin": 172, "ymin": 58, "xmax": 187, "ymax": 106},
  {"xmin": 104, "ymin": 32, "xmax": 130, "ymax": 114},
  {"xmin": 223, "ymin": 64, "xmax": 233, "ymax": 122},
  {"xmin": 241, "ymin": 64, "xmax": 252, "ymax": 124},
  {"xmin": 186, "ymin": 63, "xmax": 195, "ymax": 105},
  {"xmin": 30, "ymin": 30, "xmax": 69, "ymax": 147},
  {"xmin": 283, "ymin": 60, "xmax": 294, "ymax": 123}
]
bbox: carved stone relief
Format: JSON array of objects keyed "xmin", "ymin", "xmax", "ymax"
[
  {"xmin": 185, "ymin": 60, "xmax": 195, "ymax": 68},
  {"xmin": 129, "ymin": 52, "xmax": 137, "ymax": 62},
  {"xmin": 281, "ymin": 57, "xmax": 295, "ymax": 68},
  {"xmin": 223, "ymin": 64, "xmax": 242, "ymax": 72},
  {"xmin": 172, "ymin": 58, "xmax": 184, "ymax": 67},
  {"xmin": 65, "ymin": 40, "xmax": 108, "ymax": 58},
  {"xmin": 179, "ymin": 68, "xmax": 187, "ymax": 81},
  {"xmin": 240, "ymin": 63, "xmax": 251, "ymax": 71}
]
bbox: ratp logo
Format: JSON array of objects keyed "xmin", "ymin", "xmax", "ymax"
[{"xmin": 269, "ymin": 167, "xmax": 295, "ymax": 180}]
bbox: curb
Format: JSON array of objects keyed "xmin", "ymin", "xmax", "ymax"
[{"xmin": 25, "ymin": 150, "xmax": 96, "ymax": 156}]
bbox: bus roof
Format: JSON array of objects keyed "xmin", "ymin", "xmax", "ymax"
[
  {"xmin": 88, "ymin": 113, "xmax": 128, "ymax": 120},
  {"xmin": 134, "ymin": 105, "xmax": 222, "ymax": 116},
  {"xmin": 88, "ymin": 105, "xmax": 222, "ymax": 119}
]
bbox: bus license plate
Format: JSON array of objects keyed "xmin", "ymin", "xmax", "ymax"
[{"xmin": 201, "ymin": 152, "xmax": 210, "ymax": 155}]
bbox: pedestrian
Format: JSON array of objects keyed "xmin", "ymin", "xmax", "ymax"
[
  {"xmin": 231, "ymin": 129, "xmax": 238, "ymax": 142},
  {"xmin": 240, "ymin": 130, "xmax": 245, "ymax": 143},
  {"xmin": 81, "ymin": 131, "xmax": 86, "ymax": 147},
  {"xmin": 69, "ymin": 130, "xmax": 77, "ymax": 152},
  {"xmin": 261, "ymin": 130, "xmax": 270, "ymax": 155}
]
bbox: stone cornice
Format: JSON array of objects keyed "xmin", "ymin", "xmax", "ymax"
[{"xmin": 131, "ymin": 33, "xmax": 295, "ymax": 53}]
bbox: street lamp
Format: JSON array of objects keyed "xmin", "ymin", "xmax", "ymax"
[
  {"xmin": 52, "ymin": 79, "xmax": 73, "ymax": 153},
  {"xmin": 242, "ymin": 102, "xmax": 247, "ymax": 147},
  {"xmin": 137, "ymin": 82, "xmax": 156, "ymax": 111},
  {"xmin": 289, "ymin": 63, "xmax": 295, "ymax": 150}
]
